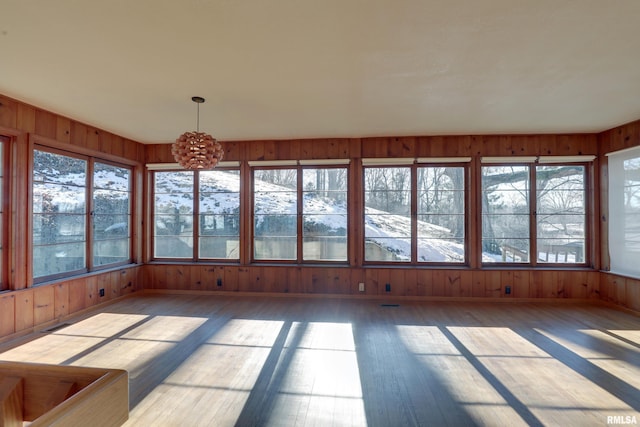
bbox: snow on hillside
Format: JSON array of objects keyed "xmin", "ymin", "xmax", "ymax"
[
  {"xmin": 34, "ymin": 165, "xmax": 130, "ymax": 213},
  {"xmin": 36, "ymin": 166, "xmax": 485, "ymax": 262},
  {"xmin": 155, "ymin": 170, "xmax": 474, "ymax": 262}
]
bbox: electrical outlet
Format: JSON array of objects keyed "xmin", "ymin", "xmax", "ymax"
[
  {"xmin": 385, "ymin": 283, "xmax": 391, "ymax": 292},
  {"xmin": 358, "ymin": 282, "xmax": 365, "ymax": 292},
  {"xmin": 99, "ymin": 288, "xmax": 105, "ymax": 297},
  {"xmin": 505, "ymin": 285, "xmax": 511, "ymax": 295}
]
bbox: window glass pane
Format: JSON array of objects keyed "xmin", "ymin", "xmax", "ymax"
[
  {"xmin": 199, "ymin": 170, "xmax": 240, "ymax": 259},
  {"xmin": 364, "ymin": 167, "xmax": 411, "ymax": 262},
  {"xmin": 609, "ymin": 149, "xmax": 640, "ymax": 277},
  {"xmin": 33, "ymin": 150, "xmax": 86, "ymax": 185},
  {"xmin": 33, "ymin": 150, "xmax": 87, "ymax": 278},
  {"xmin": 93, "ymin": 163, "xmax": 131, "ymax": 267},
  {"xmin": 482, "ymin": 165, "xmax": 530, "ymax": 263},
  {"xmin": 154, "ymin": 171, "xmax": 194, "ymax": 258},
  {"xmin": 33, "ymin": 242, "xmax": 86, "ymax": 278},
  {"xmin": 303, "ymin": 168, "xmax": 348, "ymax": 261},
  {"xmin": 254, "ymin": 169, "xmax": 297, "ymax": 260},
  {"xmin": 536, "ymin": 165, "xmax": 585, "ymax": 263},
  {"xmin": 623, "ymin": 157, "xmax": 640, "ymax": 259},
  {"xmin": 417, "ymin": 166, "xmax": 465, "ymax": 262}
]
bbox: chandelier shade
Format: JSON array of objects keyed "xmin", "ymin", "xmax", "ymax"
[{"xmin": 172, "ymin": 97, "xmax": 224, "ymax": 170}]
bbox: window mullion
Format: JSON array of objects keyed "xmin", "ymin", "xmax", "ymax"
[
  {"xmin": 193, "ymin": 171, "xmax": 200, "ymax": 262},
  {"xmin": 410, "ymin": 165, "xmax": 418, "ymax": 263},
  {"xmin": 87, "ymin": 159, "xmax": 95, "ymax": 272},
  {"xmin": 530, "ymin": 165, "xmax": 537, "ymax": 266},
  {"xmin": 297, "ymin": 167, "xmax": 303, "ymax": 262}
]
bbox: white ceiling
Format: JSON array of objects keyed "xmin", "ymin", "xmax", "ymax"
[{"xmin": 2, "ymin": 1, "xmax": 640, "ymax": 144}]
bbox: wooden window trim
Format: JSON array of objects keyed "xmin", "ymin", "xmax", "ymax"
[{"xmin": 32, "ymin": 145, "xmax": 135, "ymax": 284}]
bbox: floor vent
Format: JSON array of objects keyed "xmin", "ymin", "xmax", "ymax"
[
  {"xmin": 41, "ymin": 323, "xmax": 72, "ymax": 333},
  {"xmin": 380, "ymin": 303, "xmax": 400, "ymax": 307}
]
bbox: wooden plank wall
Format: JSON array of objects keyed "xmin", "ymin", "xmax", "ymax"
[
  {"xmin": 0, "ymin": 267, "xmax": 143, "ymax": 342},
  {"xmin": 145, "ymin": 134, "xmax": 598, "ymax": 163},
  {"xmin": 144, "ymin": 264, "xmax": 600, "ymax": 300},
  {"xmin": 144, "ymin": 133, "xmax": 606, "ymax": 302},
  {"xmin": 598, "ymin": 118, "xmax": 640, "ymax": 312},
  {"xmin": 0, "ymin": 94, "xmax": 145, "ymax": 343}
]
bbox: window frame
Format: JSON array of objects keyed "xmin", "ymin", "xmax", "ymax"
[
  {"xmin": 480, "ymin": 158, "xmax": 592, "ymax": 267},
  {"xmin": 250, "ymin": 161, "xmax": 350, "ymax": 264},
  {"xmin": 150, "ymin": 164, "xmax": 242, "ymax": 262},
  {"xmin": 32, "ymin": 145, "xmax": 134, "ymax": 283},
  {"xmin": 606, "ymin": 146, "xmax": 640, "ymax": 278},
  {"xmin": 151, "ymin": 169, "xmax": 195, "ymax": 261},
  {"xmin": 301, "ymin": 165, "xmax": 349, "ymax": 263},
  {"xmin": 198, "ymin": 168, "xmax": 241, "ymax": 261},
  {"xmin": 362, "ymin": 159, "xmax": 470, "ymax": 266},
  {"xmin": 92, "ymin": 159, "xmax": 134, "ymax": 271}
]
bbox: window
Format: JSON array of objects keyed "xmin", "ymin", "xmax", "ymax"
[
  {"xmin": 253, "ymin": 168, "xmax": 298, "ymax": 261},
  {"xmin": 33, "ymin": 150, "xmax": 88, "ymax": 279},
  {"xmin": 607, "ymin": 146, "xmax": 640, "ymax": 278},
  {"xmin": 303, "ymin": 168, "xmax": 348, "ymax": 261},
  {"xmin": 152, "ymin": 168, "xmax": 240, "ymax": 260},
  {"xmin": 363, "ymin": 161, "xmax": 467, "ymax": 263},
  {"xmin": 481, "ymin": 165, "xmax": 531, "ymax": 262},
  {"xmin": 199, "ymin": 170, "xmax": 240, "ymax": 259},
  {"xmin": 93, "ymin": 162, "xmax": 132, "ymax": 266},
  {"xmin": 481, "ymin": 158, "xmax": 589, "ymax": 264},
  {"xmin": 364, "ymin": 166, "xmax": 412, "ymax": 262},
  {"xmin": 536, "ymin": 164, "xmax": 586, "ymax": 263},
  {"xmin": 32, "ymin": 148, "xmax": 133, "ymax": 281},
  {"xmin": 252, "ymin": 163, "xmax": 349, "ymax": 262},
  {"xmin": 417, "ymin": 166, "xmax": 466, "ymax": 262},
  {"xmin": 153, "ymin": 171, "xmax": 194, "ymax": 259}
]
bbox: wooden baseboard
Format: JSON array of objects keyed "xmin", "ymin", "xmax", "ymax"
[{"xmin": 141, "ymin": 288, "xmax": 606, "ymax": 305}]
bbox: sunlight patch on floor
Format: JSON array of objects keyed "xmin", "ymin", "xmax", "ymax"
[
  {"xmin": 396, "ymin": 325, "xmax": 527, "ymax": 427},
  {"xmin": 127, "ymin": 319, "xmax": 284, "ymax": 426},
  {"xmin": 535, "ymin": 327, "xmax": 640, "ymax": 390},
  {"xmin": 448, "ymin": 326, "xmax": 631, "ymax": 426},
  {"xmin": 608, "ymin": 330, "xmax": 640, "ymax": 346},
  {"xmin": 69, "ymin": 315, "xmax": 209, "ymax": 373},
  {"xmin": 119, "ymin": 315, "xmax": 209, "ymax": 342},
  {"xmin": 0, "ymin": 334, "xmax": 104, "ymax": 364},
  {"xmin": 271, "ymin": 322, "xmax": 366, "ymax": 426},
  {"xmin": 58, "ymin": 313, "xmax": 150, "ymax": 338},
  {"xmin": 0, "ymin": 313, "xmax": 150, "ymax": 365}
]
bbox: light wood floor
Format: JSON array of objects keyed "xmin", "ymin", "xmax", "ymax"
[{"xmin": 1, "ymin": 293, "xmax": 639, "ymax": 426}]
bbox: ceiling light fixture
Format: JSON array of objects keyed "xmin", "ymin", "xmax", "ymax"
[{"xmin": 172, "ymin": 96, "xmax": 224, "ymax": 170}]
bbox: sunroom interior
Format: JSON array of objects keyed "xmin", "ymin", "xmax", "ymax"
[{"xmin": 0, "ymin": 1, "xmax": 639, "ymax": 426}]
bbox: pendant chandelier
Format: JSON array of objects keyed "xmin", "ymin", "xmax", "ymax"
[{"xmin": 172, "ymin": 96, "xmax": 224, "ymax": 170}]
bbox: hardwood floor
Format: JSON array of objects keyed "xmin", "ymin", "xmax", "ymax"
[{"xmin": 1, "ymin": 293, "xmax": 639, "ymax": 426}]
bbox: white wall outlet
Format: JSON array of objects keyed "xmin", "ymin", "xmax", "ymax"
[{"xmin": 358, "ymin": 282, "xmax": 365, "ymax": 292}]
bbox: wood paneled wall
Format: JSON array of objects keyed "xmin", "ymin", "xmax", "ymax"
[
  {"xmin": 144, "ymin": 264, "xmax": 600, "ymax": 300},
  {"xmin": 0, "ymin": 95, "xmax": 145, "ymax": 161},
  {"xmin": 599, "ymin": 273, "xmax": 640, "ymax": 313},
  {"xmin": 144, "ymin": 133, "xmax": 608, "ymax": 302},
  {"xmin": 0, "ymin": 94, "xmax": 146, "ymax": 343},
  {"xmin": 0, "ymin": 267, "xmax": 142, "ymax": 341},
  {"xmin": 145, "ymin": 134, "xmax": 598, "ymax": 163},
  {"xmin": 139, "ymin": 266, "xmax": 615, "ymax": 306}
]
